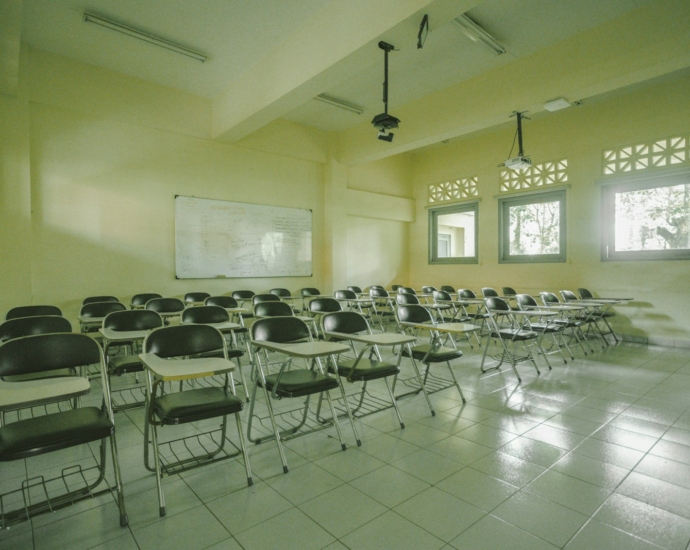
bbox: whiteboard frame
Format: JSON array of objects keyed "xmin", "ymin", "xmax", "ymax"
[{"xmin": 174, "ymin": 195, "xmax": 313, "ymax": 279}]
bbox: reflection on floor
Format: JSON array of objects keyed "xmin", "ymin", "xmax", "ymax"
[{"xmin": 2, "ymin": 341, "xmax": 690, "ymax": 550}]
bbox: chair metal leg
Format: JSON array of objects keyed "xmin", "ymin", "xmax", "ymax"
[
  {"xmin": 108, "ymin": 433, "xmax": 129, "ymax": 526},
  {"xmin": 323, "ymin": 388, "xmax": 348, "ymax": 451},
  {"xmin": 384, "ymin": 377, "xmax": 405, "ymax": 429},
  {"xmin": 234, "ymin": 413, "xmax": 253, "ymax": 486},
  {"xmin": 444, "ymin": 361, "xmax": 466, "ymax": 403}
]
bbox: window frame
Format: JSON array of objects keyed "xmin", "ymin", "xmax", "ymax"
[
  {"xmin": 428, "ymin": 201, "xmax": 479, "ymax": 265},
  {"xmin": 601, "ymin": 170, "xmax": 690, "ymax": 262},
  {"xmin": 498, "ymin": 188, "xmax": 567, "ymax": 264}
]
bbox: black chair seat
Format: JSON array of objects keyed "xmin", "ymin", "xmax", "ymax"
[
  {"xmin": 527, "ymin": 323, "xmax": 561, "ymax": 334},
  {"xmin": 109, "ymin": 354, "xmax": 144, "ymax": 375},
  {"xmin": 493, "ymin": 329, "xmax": 538, "ymax": 341},
  {"xmin": 403, "ymin": 344, "xmax": 463, "ymax": 363},
  {"xmin": 0, "ymin": 407, "xmax": 113, "ymax": 461},
  {"xmin": 336, "ymin": 359, "xmax": 400, "ymax": 381},
  {"xmin": 260, "ymin": 369, "xmax": 339, "ymax": 398},
  {"xmin": 154, "ymin": 388, "xmax": 243, "ymax": 425}
]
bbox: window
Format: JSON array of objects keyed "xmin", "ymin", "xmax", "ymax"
[
  {"xmin": 601, "ymin": 172, "xmax": 690, "ymax": 261},
  {"xmin": 429, "ymin": 202, "xmax": 478, "ymax": 264},
  {"xmin": 498, "ymin": 189, "xmax": 566, "ymax": 263}
]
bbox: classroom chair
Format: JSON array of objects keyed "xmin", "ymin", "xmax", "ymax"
[
  {"xmin": 184, "ymin": 292, "xmax": 211, "ymax": 305},
  {"xmin": 247, "ymin": 317, "xmax": 359, "ymax": 473},
  {"xmin": 131, "ymin": 293, "xmax": 162, "ymax": 309},
  {"xmin": 5, "ymin": 305, "xmax": 62, "ymax": 320},
  {"xmin": 83, "ymin": 296, "xmax": 120, "ymax": 305},
  {"xmin": 481, "ymin": 297, "xmax": 541, "ymax": 383},
  {"xmin": 142, "ymin": 324, "xmax": 252, "ymax": 516},
  {"xmin": 101, "ymin": 309, "xmax": 164, "ymax": 411},
  {"xmin": 0, "ymin": 333, "xmax": 128, "ymax": 528}
]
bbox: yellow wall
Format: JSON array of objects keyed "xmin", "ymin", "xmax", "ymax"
[
  {"xmin": 410, "ymin": 72, "xmax": 690, "ymax": 347},
  {"xmin": 3, "ymin": 48, "xmax": 413, "ymax": 325}
]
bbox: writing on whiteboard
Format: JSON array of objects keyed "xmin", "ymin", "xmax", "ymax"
[{"xmin": 175, "ymin": 196, "xmax": 312, "ymax": 279}]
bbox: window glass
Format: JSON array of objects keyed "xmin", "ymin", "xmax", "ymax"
[
  {"xmin": 602, "ymin": 174, "xmax": 690, "ymax": 261},
  {"xmin": 429, "ymin": 202, "xmax": 479, "ymax": 264},
  {"xmin": 499, "ymin": 190, "xmax": 566, "ymax": 263}
]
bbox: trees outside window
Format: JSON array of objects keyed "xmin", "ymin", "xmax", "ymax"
[
  {"xmin": 499, "ymin": 189, "xmax": 566, "ymax": 263},
  {"xmin": 602, "ymin": 172, "xmax": 690, "ymax": 261}
]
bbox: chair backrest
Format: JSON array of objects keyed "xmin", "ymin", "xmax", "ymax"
[
  {"xmin": 83, "ymin": 296, "xmax": 119, "ymax": 305},
  {"xmin": 502, "ymin": 287, "xmax": 517, "ymax": 297},
  {"xmin": 270, "ymin": 288, "xmax": 292, "ymax": 298},
  {"xmin": 540, "ymin": 292, "xmax": 560, "ymax": 305},
  {"xmin": 252, "ymin": 293, "xmax": 280, "ymax": 305},
  {"xmin": 251, "ymin": 317, "xmax": 310, "ymax": 343},
  {"xmin": 458, "ymin": 289, "xmax": 477, "ymax": 299},
  {"xmin": 205, "ymin": 296, "xmax": 239, "ymax": 308},
  {"xmin": 369, "ymin": 287, "xmax": 390, "ymax": 298},
  {"xmin": 347, "ymin": 286, "xmax": 363, "ymax": 294},
  {"xmin": 145, "ymin": 324, "xmax": 224, "ymax": 358},
  {"xmin": 0, "ymin": 333, "xmax": 101, "ymax": 377},
  {"xmin": 334, "ymin": 289, "xmax": 356, "ymax": 300},
  {"xmin": 516, "ymin": 294, "xmax": 538, "ymax": 308},
  {"xmin": 369, "ymin": 285, "xmax": 384, "ymax": 290},
  {"xmin": 396, "ymin": 293, "xmax": 420, "ymax": 306},
  {"xmin": 440, "ymin": 285, "xmax": 455, "ymax": 293},
  {"xmin": 322, "ymin": 311, "xmax": 369, "ymax": 335},
  {"xmin": 80, "ymin": 301, "xmax": 127, "ymax": 318},
  {"xmin": 131, "ymin": 293, "xmax": 162, "ymax": 307},
  {"xmin": 391, "ymin": 285, "xmax": 403, "ymax": 291},
  {"xmin": 398, "ymin": 287, "xmax": 416, "ymax": 295},
  {"xmin": 397, "ymin": 304, "xmax": 433, "ymax": 324},
  {"xmin": 181, "ymin": 305, "xmax": 230, "ymax": 324},
  {"xmin": 104, "ymin": 309, "xmax": 163, "ymax": 332},
  {"xmin": 232, "ymin": 290, "xmax": 255, "ymax": 301},
  {"xmin": 433, "ymin": 290, "xmax": 452, "ymax": 302},
  {"xmin": 421, "ymin": 286, "xmax": 436, "ymax": 294},
  {"xmin": 560, "ymin": 290, "xmax": 578, "ymax": 302},
  {"xmin": 578, "ymin": 288, "xmax": 593, "ymax": 299},
  {"xmin": 0, "ymin": 316, "xmax": 72, "ymax": 343},
  {"xmin": 184, "ymin": 292, "xmax": 211, "ymax": 303},
  {"xmin": 6, "ymin": 305, "xmax": 62, "ymax": 320},
  {"xmin": 145, "ymin": 298, "xmax": 185, "ymax": 314},
  {"xmin": 254, "ymin": 301, "xmax": 294, "ymax": 317},
  {"xmin": 485, "ymin": 297, "xmax": 511, "ymax": 312},
  {"xmin": 300, "ymin": 287, "xmax": 321, "ymax": 297},
  {"xmin": 309, "ymin": 298, "xmax": 342, "ymax": 313},
  {"xmin": 482, "ymin": 287, "xmax": 499, "ymax": 297}
]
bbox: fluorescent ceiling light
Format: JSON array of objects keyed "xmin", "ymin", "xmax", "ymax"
[
  {"xmin": 454, "ymin": 14, "xmax": 506, "ymax": 55},
  {"xmin": 544, "ymin": 97, "xmax": 572, "ymax": 111},
  {"xmin": 314, "ymin": 94, "xmax": 363, "ymax": 115},
  {"xmin": 83, "ymin": 12, "xmax": 207, "ymax": 62}
]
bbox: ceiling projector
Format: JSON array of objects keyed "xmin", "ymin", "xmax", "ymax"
[
  {"xmin": 504, "ymin": 155, "xmax": 532, "ymax": 171},
  {"xmin": 372, "ymin": 112, "xmax": 400, "ymax": 142}
]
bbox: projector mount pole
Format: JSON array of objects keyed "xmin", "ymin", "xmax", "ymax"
[
  {"xmin": 379, "ymin": 41, "xmax": 394, "ymax": 114},
  {"xmin": 511, "ymin": 110, "xmax": 530, "ymax": 157}
]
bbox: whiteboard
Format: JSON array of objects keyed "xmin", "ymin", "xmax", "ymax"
[{"xmin": 175, "ymin": 196, "xmax": 312, "ymax": 279}]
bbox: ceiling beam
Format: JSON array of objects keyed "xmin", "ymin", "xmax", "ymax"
[
  {"xmin": 0, "ymin": 0, "xmax": 22, "ymax": 97},
  {"xmin": 212, "ymin": 0, "xmax": 480, "ymax": 142},
  {"xmin": 337, "ymin": 0, "xmax": 690, "ymax": 164}
]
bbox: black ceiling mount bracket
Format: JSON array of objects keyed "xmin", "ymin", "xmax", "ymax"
[
  {"xmin": 372, "ymin": 41, "xmax": 400, "ymax": 142},
  {"xmin": 510, "ymin": 110, "xmax": 530, "ymax": 157}
]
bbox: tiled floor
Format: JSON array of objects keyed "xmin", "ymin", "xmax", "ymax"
[{"xmin": 3, "ymin": 339, "xmax": 690, "ymax": 550}]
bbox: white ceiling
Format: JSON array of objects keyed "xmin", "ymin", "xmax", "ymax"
[
  {"xmin": 21, "ymin": 0, "xmax": 333, "ymax": 99},
  {"xmin": 20, "ymin": 0, "xmax": 660, "ymax": 136}
]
